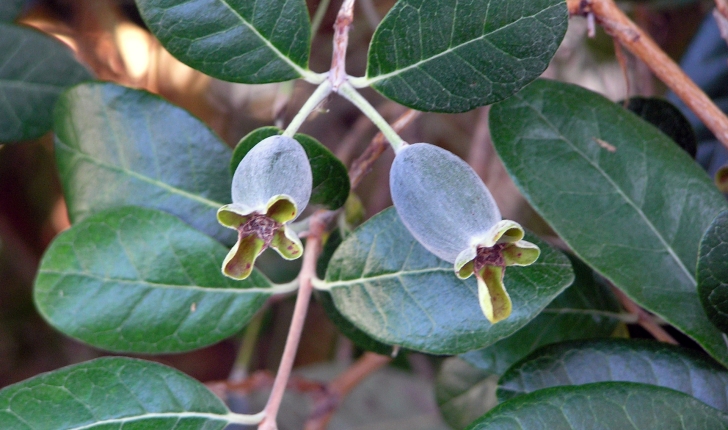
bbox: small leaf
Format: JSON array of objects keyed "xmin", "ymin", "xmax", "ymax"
[
  {"xmin": 435, "ymin": 357, "xmax": 498, "ymax": 430},
  {"xmin": 0, "ymin": 23, "xmax": 91, "ymax": 142},
  {"xmin": 54, "ymin": 82, "xmax": 233, "ymax": 243},
  {"xmin": 136, "ymin": 0, "xmax": 311, "ymax": 83},
  {"xmin": 0, "ymin": 357, "xmax": 241, "ymax": 430},
  {"xmin": 0, "ymin": 0, "xmax": 24, "ymax": 22},
  {"xmin": 622, "ymin": 97, "xmax": 697, "ymax": 158},
  {"xmin": 467, "ymin": 382, "xmax": 728, "ymax": 430},
  {"xmin": 698, "ymin": 210, "xmax": 728, "ymax": 333},
  {"xmin": 232, "ymin": 127, "xmax": 350, "ymax": 210},
  {"xmin": 34, "ymin": 206, "xmax": 273, "ymax": 354},
  {"xmin": 490, "ymin": 79, "xmax": 728, "ymax": 366},
  {"xmin": 365, "ymin": 0, "xmax": 567, "ymax": 113},
  {"xmin": 497, "ymin": 339, "xmax": 728, "ymax": 412},
  {"xmin": 321, "ymin": 207, "xmax": 574, "ymax": 355}
]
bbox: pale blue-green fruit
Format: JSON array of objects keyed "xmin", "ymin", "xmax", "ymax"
[
  {"xmin": 390, "ymin": 143, "xmax": 501, "ymax": 263},
  {"xmin": 230, "ymin": 135, "xmax": 312, "ymax": 218}
]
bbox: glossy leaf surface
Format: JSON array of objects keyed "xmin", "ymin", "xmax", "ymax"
[
  {"xmin": 365, "ymin": 0, "xmax": 567, "ymax": 113},
  {"xmin": 0, "ymin": 0, "xmax": 24, "ymax": 22},
  {"xmin": 54, "ymin": 82, "xmax": 233, "ymax": 243},
  {"xmin": 34, "ymin": 207, "xmax": 273, "ymax": 353},
  {"xmin": 136, "ymin": 0, "xmax": 311, "ymax": 83},
  {"xmin": 698, "ymin": 210, "xmax": 728, "ymax": 333},
  {"xmin": 321, "ymin": 208, "xmax": 574, "ymax": 355},
  {"xmin": 467, "ymin": 382, "xmax": 728, "ymax": 430},
  {"xmin": 490, "ymin": 79, "xmax": 728, "ymax": 366},
  {"xmin": 232, "ymin": 127, "xmax": 350, "ymax": 210},
  {"xmin": 498, "ymin": 339, "xmax": 728, "ymax": 411},
  {"xmin": 0, "ymin": 23, "xmax": 91, "ymax": 142},
  {"xmin": 0, "ymin": 357, "xmax": 239, "ymax": 429}
]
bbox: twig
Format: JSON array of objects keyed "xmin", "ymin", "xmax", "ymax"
[
  {"xmin": 611, "ymin": 286, "xmax": 678, "ymax": 345},
  {"xmin": 258, "ymin": 217, "xmax": 326, "ymax": 430},
  {"xmin": 330, "ymin": 0, "xmax": 356, "ymax": 90},
  {"xmin": 568, "ymin": 0, "xmax": 728, "ymax": 152},
  {"xmin": 304, "ymin": 353, "xmax": 392, "ymax": 430},
  {"xmin": 348, "ymin": 109, "xmax": 421, "ymax": 189}
]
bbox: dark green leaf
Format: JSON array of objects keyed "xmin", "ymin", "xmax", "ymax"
[
  {"xmin": 320, "ymin": 207, "xmax": 574, "ymax": 355},
  {"xmin": 0, "ymin": 0, "xmax": 24, "ymax": 22},
  {"xmin": 698, "ymin": 210, "xmax": 728, "ymax": 333},
  {"xmin": 232, "ymin": 127, "xmax": 350, "ymax": 210},
  {"xmin": 461, "ymin": 255, "xmax": 623, "ymax": 376},
  {"xmin": 0, "ymin": 357, "xmax": 246, "ymax": 429},
  {"xmin": 497, "ymin": 339, "xmax": 728, "ymax": 412},
  {"xmin": 364, "ymin": 0, "xmax": 567, "ymax": 113},
  {"xmin": 136, "ymin": 0, "xmax": 312, "ymax": 83},
  {"xmin": 437, "ymin": 258, "xmax": 621, "ymax": 429},
  {"xmin": 0, "ymin": 23, "xmax": 91, "ymax": 142},
  {"xmin": 490, "ymin": 79, "xmax": 728, "ymax": 366},
  {"xmin": 34, "ymin": 206, "xmax": 273, "ymax": 354},
  {"xmin": 436, "ymin": 357, "xmax": 498, "ymax": 430},
  {"xmin": 622, "ymin": 97, "xmax": 697, "ymax": 158},
  {"xmin": 0, "ymin": 357, "xmax": 236, "ymax": 429},
  {"xmin": 54, "ymin": 82, "xmax": 233, "ymax": 243},
  {"xmin": 467, "ymin": 382, "xmax": 728, "ymax": 430}
]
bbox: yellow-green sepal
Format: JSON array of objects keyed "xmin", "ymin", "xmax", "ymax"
[
  {"xmin": 472, "ymin": 219, "xmax": 525, "ymax": 248},
  {"xmin": 503, "ymin": 240, "xmax": 540, "ymax": 266},
  {"xmin": 477, "ymin": 265, "xmax": 512, "ymax": 324},
  {"xmin": 271, "ymin": 226, "xmax": 304, "ymax": 260},
  {"xmin": 265, "ymin": 195, "xmax": 298, "ymax": 223},
  {"xmin": 222, "ymin": 234, "xmax": 266, "ymax": 280},
  {"xmin": 217, "ymin": 203, "xmax": 253, "ymax": 229}
]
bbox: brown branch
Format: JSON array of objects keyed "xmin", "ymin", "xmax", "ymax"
[
  {"xmin": 329, "ymin": 0, "xmax": 356, "ymax": 90},
  {"xmin": 568, "ymin": 0, "xmax": 728, "ymax": 152},
  {"xmin": 348, "ymin": 109, "xmax": 421, "ymax": 190},
  {"xmin": 304, "ymin": 353, "xmax": 392, "ymax": 430},
  {"xmin": 611, "ymin": 286, "xmax": 678, "ymax": 345}
]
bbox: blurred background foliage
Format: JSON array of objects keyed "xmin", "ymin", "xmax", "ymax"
[{"xmin": 0, "ymin": 0, "xmax": 721, "ymax": 426}]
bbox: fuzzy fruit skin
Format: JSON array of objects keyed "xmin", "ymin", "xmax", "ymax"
[
  {"xmin": 230, "ymin": 135, "xmax": 312, "ymax": 217},
  {"xmin": 390, "ymin": 142, "xmax": 501, "ymax": 263}
]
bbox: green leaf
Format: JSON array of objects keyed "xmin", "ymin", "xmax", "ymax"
[
  {"xmin": 467, "ymin": 382, "xmax": 728, "ymax": 430},
  {"xmin": 0, "ymin": 0, "xmax": 24, "ymax": 22},
  {"xmin": 0, "ymin": 357, "xmax": 249, "ymax": 429},
  {"xmin": 54, "ymin": 82, "xmax": 233, "ymax": 243},
  {"xmin": 698, "ymin": 210, "xmax": 728, "ymax": 333},
  {"xmin": 460, "ymin": 255, "xmax": 623, "ymax": 377},
  {"xmin": 0, "ymin": 23, "xmax": 91, "ymax": 142},
  {"xmin": 232, "ymin": 127, "xmax": 350, "ymax": 210},
  {"xmin": 622, "ymin": 97, "xmax": 697, "ymax": 158},
  {"xmin": 320, "ymin": 207, "xmax": 574, "ymax": 355},
  {"xmin": 316, "ymin": 229, "xmax": 395, "ymax": 355},
  {"xmin": 436, "ymin": 357, "xmax": 498, "ymax": 430},
  {"xmin": 497, "ymin": 339, "xmax": 728, "ymax": 412},
  {"xmin": 136, "ymin": 0, "xmax": 312, "ymax": 83},
  {"xmin": 34, "ymin": 206, "xmax": 273, "ymax": 354},
  {"xmin": 490, "ymin": 79, "xmax": 728, "ymax": 366},
  {"xmin": 436, "ymin": 258, "xmax": 621, "ymax": 429},
  {"xmin": 364, "ymin": 0, "xmax": 567, "ymax": 113}
]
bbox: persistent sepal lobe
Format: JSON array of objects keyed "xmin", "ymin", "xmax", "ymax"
[{"xmin": 218, "ymin": 136, "xmax": 311, "ymax": 280}]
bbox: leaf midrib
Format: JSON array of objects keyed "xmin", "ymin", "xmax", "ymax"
[
  {"xmin": 40, "ymin": 269, "xmax": 275, "ymax": 294},
  {"xmin": 324, "ymin": 267, "xmax": 451, "ymax": 289},
  {"xmin": 56, "ymin": 136, "xmax": 225, "ymax": 210},
  {"xmin": 366, "ymin": 3, "xmax": 560, "ymax": 84},
  {"xmin": 69, "ymin": 411, "xmax": 233, "ymax": 430},
  {"xmin": 517, "ymin": 96, "xmax": 696, "ymax": 286},
  {"xmin": 216, "ymin": 0, "xmax": 307, "ymax": 76}
]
